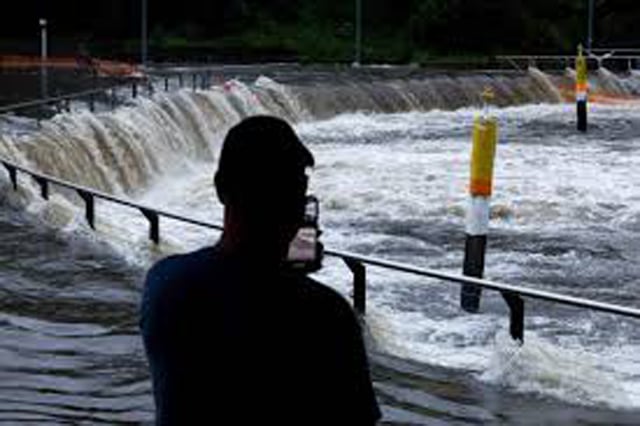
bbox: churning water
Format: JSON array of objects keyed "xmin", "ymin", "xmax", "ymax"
[{"xmin": 1, "ymin": 68, "xmax": 640, "ymax": 424}]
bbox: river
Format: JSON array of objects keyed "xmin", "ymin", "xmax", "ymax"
[{"xmin": 1, "ymin": 66, "xmax": 639, "ymax": 424}]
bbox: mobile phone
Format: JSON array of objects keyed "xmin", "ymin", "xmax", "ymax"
[{"xmin": 287, "ymin": 196, "xmax": 323, "ymax": 272}]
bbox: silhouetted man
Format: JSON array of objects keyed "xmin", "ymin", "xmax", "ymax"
[{"xmin": 140, "ymin": 116, "xmax": 381, "ymax": 425}]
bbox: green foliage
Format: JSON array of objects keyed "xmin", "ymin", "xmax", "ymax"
[{"xmin": 8, "ymin": 0, "xmax": 637, "ymax": 62}]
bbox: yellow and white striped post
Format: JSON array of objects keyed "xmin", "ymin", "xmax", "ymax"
[
  {"xmin": 576, "ymin": 44, "xmax": 589, "ymax": 132},
  {"xmin": 461, "ymin": 88, "xmax": 497, "ymax": 313}
]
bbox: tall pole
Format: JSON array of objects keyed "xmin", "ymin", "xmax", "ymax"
[
  {"xmin": 142, "ymin": 0, "xmax": 148, "ymax": 67},
  {"xmin": 587, "ymin": 0, "xmax": 594, "ymax": 52},
  {"xmin": 461, "ymin": 88, "xmax": 496, "ymax": 314},
  {"xmin": 40, "ymin": 19, "xmax": 47, "ymax": 61},
  {"xmin": 39, "ymin": 19, "xmax": 48, "ymax": 99},
  {"xmin": 354, "ymin": 0, "xmax": 362, "ymax": 66}
]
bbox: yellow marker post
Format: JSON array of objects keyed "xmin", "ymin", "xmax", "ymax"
[
  {"xmin": 461, "ymin": 88, "xmax": 497, "ymax": 313},
  {"xmin": 576, "ymin": 44, "xmax": 588, "ymax": 132},
  {"xmin": 469, "ymin": 117, "xmax": 497, "ymax": 197},
  {"xmin": 460, "ymin": 88, "xmax": 524, "ymax": 342}
]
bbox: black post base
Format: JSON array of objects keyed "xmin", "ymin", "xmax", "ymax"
[
  {"xmin": 461, "ymin": 234, "xmax": 487, "ymax": 313},
  {"xmin": 577, "ymin": 100, "xmax": 587, "ymax": 132}
]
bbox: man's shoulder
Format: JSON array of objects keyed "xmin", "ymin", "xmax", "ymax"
[
  {"xmin": 144, "ymin": 246, "xmax": 217, "ymax": 293},
  {"xmin": 140, "ymin": 247, "xmax": 220, "ymax": 335},
  {"xmin": 293, "ymin": 276, "xmax": 357, "ymax": 319}
]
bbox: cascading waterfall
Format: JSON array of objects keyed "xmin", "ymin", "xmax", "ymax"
[
  {"xmin": 0, "ymin": 78, "xmax": 308, "ymax": 198},
  {"xmin": 549, "ymin": 67, "xmax": 640, "ymax": 101},
  {"xmin": 289, "ymin": 70, "xmax": 567, "ymax": 119},
  {"xmin": 595, "ymin": 67, "xmax": 640, "ymax": 97},
  {"xmin": 0, "ymin": 68, "xmax": 638, "ymax": 216},
  {"xmin": 527, "ymin": 67, "xmax": 565, "ymax": 103},
  {"xmin": 0, "ymin": 69, "xmax": 638, "ymax": 207}
]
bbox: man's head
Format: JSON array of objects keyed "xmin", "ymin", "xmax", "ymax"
[{"xmin": 215, "ymin": 116, "xmax": 314, "ymax": 258}]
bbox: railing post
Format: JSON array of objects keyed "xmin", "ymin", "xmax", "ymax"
[
  {"xmin": 502, "ymin": 291, "xmax": 524, "ymax": 343},
  {"xmin": 140, "ymin": 208, "xmax": 160, "ymax": 244},
  {"xmin": 2, "ymin": 162, "xmax": 17, "ymax": 190},
  {"xmin": 164, "ymin": 77, "xmax": 169, "ymax": 92},
  {"xmin": 33, "ymin": 176, "xmax": 49, "ymax": 200},
  {"xmin": 76, "ymin": 189, "xmax": 95, "ymax": 229},
  {"xmin": 344, "ymin": 258, "xmax": 366, "ymax": 316}
]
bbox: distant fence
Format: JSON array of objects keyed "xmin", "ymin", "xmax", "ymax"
[
  {"xmin": 0, "ymin": 85, "xmax": 132, "ymax": 121},
  {"xmin": 497, "ymin": 54, "xmax": 639, "ymax": 72},
  {"xmin": 0, "ymin": 70, "xmax": 219, "ymax": 121},
  {"xmin": 2, "ymin": 157, "xmax": 640, "ymax": 344}
]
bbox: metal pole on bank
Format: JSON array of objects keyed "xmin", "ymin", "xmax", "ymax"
[
  {"xmin": 354, "ymin": 0, "xmax": 362, "ymax": 66},
  {"xmin": 587, "ymin": 0, "xmax": 595, "ymax": 52},
  {"xmin": 141, "ymin": 0, "xmax": 148, "ymax": 68},
  {"xmin": 461, "ymin": 88, "xmax": 497, "ymax": 314},
  {"xmin": 460, "ymin": 88, "xmax": 525, "ymax": 342},
  {"xmin": 576, "ymin": 44, "xmax": 588, "ymax": 132},
  {"xmin": 39, "ymin": 18, "xmax": 48, "ymax": 100}
]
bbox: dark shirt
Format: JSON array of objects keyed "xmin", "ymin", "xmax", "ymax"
[{"xmin": 140, "ymin": 246, "xmax": 381, "ymax": 425}]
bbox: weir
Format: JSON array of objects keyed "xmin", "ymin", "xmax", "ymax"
[
  {"xmin": 2, "ymin": 67, "xmax": 638, "ymax": 198},
  {"xmin": 2, "ymin": 67, "xmax": 640, "ymax": 414}
]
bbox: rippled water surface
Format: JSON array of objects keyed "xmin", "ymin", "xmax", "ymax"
[{"xmin": 0, "ymin": 213, "xmax": 151, "ymax": 423}]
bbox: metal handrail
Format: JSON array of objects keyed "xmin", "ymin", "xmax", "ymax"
[
  {"xmin": 2, "ymin": 157, "xmax": 640, "ymax": 343},
  {"xmin": 497, "ymin": 54, "xmax": 640, "ymax": 60},
  {"xmin": 496, "ymin": 55, "xmax": 639, "ymax": 72},
  {"xmin": 0, "ymin": 83, "xmax": 141, "ymax": 116},
  {"xmin": 326, "ymin": 248, "xmax": 640, "ymax": 319},
  {"xmin": 495, "ymin": 55, "xmax": 640, "ymax": 67},
  {"xmin": 589, "ymin": 48, "xmax": 640, "ymax": 53},
  {"xmin": 0, "ymin": 86, "xmax": 117, "ymax": 115},
  {"xmin": 0, "ymin": 71, "xmax": 223, "ymax": 118},
  {"xmin": 0, "ymin": 159, "xmax": 223, "ymax": 233}
]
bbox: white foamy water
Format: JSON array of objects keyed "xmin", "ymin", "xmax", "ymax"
[
  {"xmin": 100, "ymin": 103, "xmax": 640, "ymax": 410},
  {"xmin": 2, "ymin": 75, "xmax": 640, "ymax": 413},
  {"xmin": 300, "ymin": 105, "xmax": 640, "ymax": 410}
]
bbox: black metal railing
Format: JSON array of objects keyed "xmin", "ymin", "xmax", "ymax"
[
  {"xmin": 0, "ymin": 71, "xmax": 217, "ymax": 122},
  {"xmin": 496, "ymin": 54, "xmax": 640, "ymax": 72},
  {"xmin": 2, "ymin": 157, "xmax": 640, "ymax": 344},
  {"xmin": 0, "ymin": 84, "xmax": 133, "ymax": 120}
]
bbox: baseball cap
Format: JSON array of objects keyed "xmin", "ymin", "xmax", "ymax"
[{"xmin": 215, "ymin": 116, "xmax": 314, "ymax": 204}]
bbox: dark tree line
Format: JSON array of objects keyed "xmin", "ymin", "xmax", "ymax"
[{"xmin": 2, "ymin": 0, "xmax": 639, "ymax": 60}]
